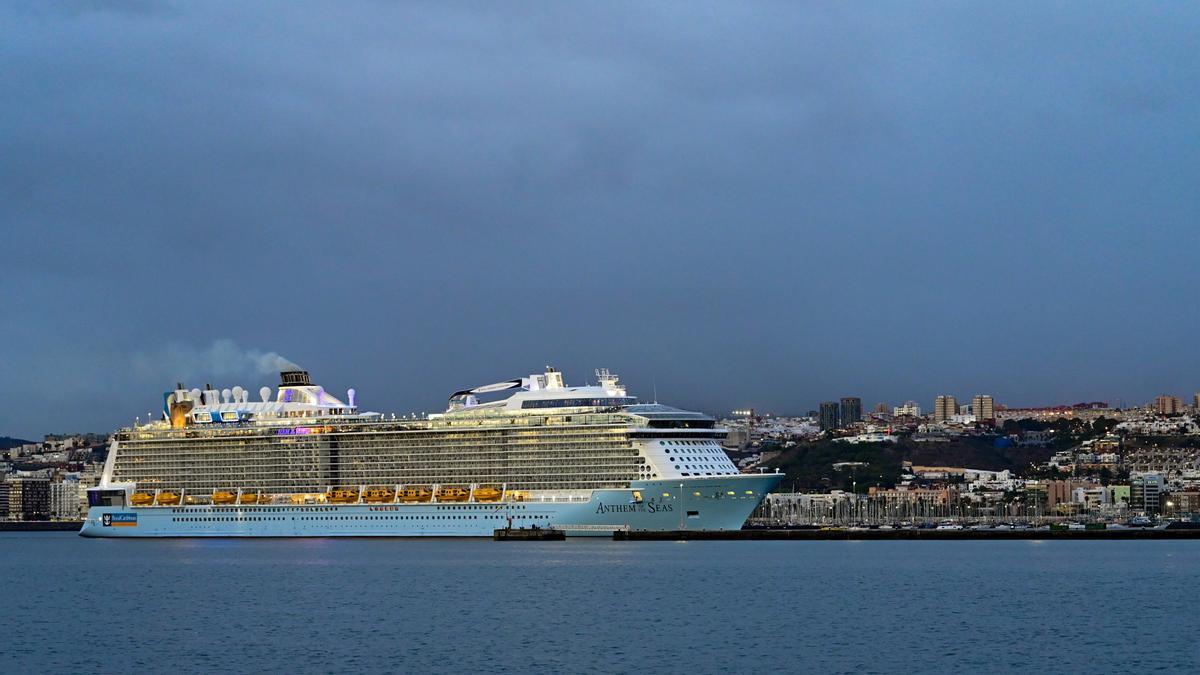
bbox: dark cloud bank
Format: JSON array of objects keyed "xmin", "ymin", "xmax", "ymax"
[{"xmin": 2, "ymin": 2, "xmax": 1198, "ymax": 438}]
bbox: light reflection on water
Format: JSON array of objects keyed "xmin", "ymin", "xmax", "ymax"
[{"xmin": 2, "ymin": 534, "xmax": 1198, "ymax": 672}]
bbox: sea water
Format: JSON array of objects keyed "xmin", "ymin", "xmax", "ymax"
[{"xmin": 2, "ymin": 534, "xmax": 1197, "ymax": 673}]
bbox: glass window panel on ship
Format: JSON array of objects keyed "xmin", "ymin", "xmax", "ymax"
[{"xmin": 111, "ymin": 414, "xmax": 643, "ymax": 493}]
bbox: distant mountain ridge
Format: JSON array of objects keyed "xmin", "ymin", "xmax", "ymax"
[{"xmin": 0, "ymin": 437, "xmax": 35, "ymax": 450}]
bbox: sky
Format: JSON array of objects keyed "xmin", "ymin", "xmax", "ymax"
[{"xmin": 2, "ymin": 2, "xmax": 1199, "ymax": 439}]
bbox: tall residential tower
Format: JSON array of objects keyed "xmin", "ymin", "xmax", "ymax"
[
  {"xmin": 971, "ymin": 395, "xmax": 995, "ymax": 422},
  {"xmin": 819, "ymin": 402, "xmax": 841, "ymax": 431},
  {"xmin": 934, "ymin": 395, "xmax": 958, "ymax": 424},
  {"xmin": 840, "ymin": 397, "xmax": 862, "ymax": 427}
]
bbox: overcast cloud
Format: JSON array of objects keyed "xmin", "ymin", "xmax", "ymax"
[{"xmin": 1, "ymin": 2, "xmax": 1198, "ymax": 438}]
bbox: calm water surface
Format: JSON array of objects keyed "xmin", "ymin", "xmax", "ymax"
[{"xmin": 2, "ymin": 533, "xmax": 1197, "ymax": 673}]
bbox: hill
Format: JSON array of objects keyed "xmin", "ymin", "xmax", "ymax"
[
  {"xmin": 0, "ymin": 437, "xmax": 35, "ymax": 451},
  {"xmin": 763, "ymin": 436, "xmax": 1058, "ymax": 492}
]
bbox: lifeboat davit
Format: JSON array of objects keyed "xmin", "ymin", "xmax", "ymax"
[
  {"xmin": 130, "ymin": 492, "xmax": 154, "ymax": 506},
  {"xmin": 473, "ymin": 487, "xmax": 503, "ymax": 502},
  {"xmin": 156, "ymin": 492, "xmax": 181, "ymax": 506},
  {"xmin": 212, "ymin": 491, "xmax": 237, "ymax": 504}
]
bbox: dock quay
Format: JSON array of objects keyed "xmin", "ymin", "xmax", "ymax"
[
  {"xmin": 0, "ymin": 521, "xmax": 83, "ymax": 532},
  {"xmin": 494, "ymin": 527, "xmax": 565, "ymax": 541},
  {"xmin": 614, "ymin": 528, "xmax": 1200, "ymax": 541}
]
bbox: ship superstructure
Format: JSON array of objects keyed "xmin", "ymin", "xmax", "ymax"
[{"xmin": 83, "ymin": 367, "xmax": 780, "ymax": 537}]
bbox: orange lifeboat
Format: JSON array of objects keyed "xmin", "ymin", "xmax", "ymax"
[
  {"xmin": 326, "ymin": 489, "xmax": 360, "ymax": 504},
  {"xmin": 362, "ymin": 487, "xmax": 396, "ymax": 503},
  {"xmin": 155, "ymin": 491, "xmax": 181, "ymax": 506},
  {"xmin": 436, "ymin": 486, "xmax": 470, "ymax": 503},
  {"xmin": 212, "ymin": 491, "xmax": 237, "ymax": 504},
  {"xmin": 399, "ymin": 488, "xmax": 432, "ymax": 503},
  {"xmin": 473, "ymin": 487, "xmax": 503, "ymax": 502}
]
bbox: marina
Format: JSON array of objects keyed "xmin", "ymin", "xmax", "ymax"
[{"xmin": 617, "ymin": 526, "xmax": 1200, "ymax": 540}]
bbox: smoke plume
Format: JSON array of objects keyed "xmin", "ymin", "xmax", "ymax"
[{"xmin": 131, "ymin": 339, "xmax": 302, "ymax": 384}]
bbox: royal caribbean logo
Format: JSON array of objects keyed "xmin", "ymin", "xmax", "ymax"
[{"xmin": 102, "ymin": 513, "xmax": 138, "ymax": 527}]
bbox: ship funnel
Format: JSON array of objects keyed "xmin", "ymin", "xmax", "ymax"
[
  {"xmin": 167, "ymin": 389, "xmax": 194, "ymax": 428},
  {"xmin": 347, "ymin": 388, "xmax": 356, "ymax": 408},
  {"xmin": 280, "ymin": 370, "xmax": 312, "ymax": 387}
]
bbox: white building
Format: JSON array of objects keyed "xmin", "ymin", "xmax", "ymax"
[
  {"xmin": 50, "ymin": 481, "xmax": 81, "ymax": 520},
  {"xmin": 76, "ymin": 464, "xmax": 103, "ymax": 515},
  {"xmin": 1072, "ymin": 486, "xmax": 1109, "ymax": 508},
  {"xmin": 834, "ymin": 432, "xmax": 899, "ymax": 444}
]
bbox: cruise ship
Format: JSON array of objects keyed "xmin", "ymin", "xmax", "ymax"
[{"xmin": 82, "ymin": 367, "xmax": 781, "ymax": 537}]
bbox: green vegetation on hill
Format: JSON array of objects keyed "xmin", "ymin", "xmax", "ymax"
[
  {"xmin": 999, "ymin": 416, "xmax": 1119, "ymax": 444},
  {"xmin": 904, "ymin": 437, "xmax": 1055, "ymax": 471},
  {"xmin": 767, "ymin": 440, "xmax": 904, "ymax": 492},
  {"xmin": 764, "ymin": 436, "xmax": 1059, "ymax": 492},
  {"xmin": 763, "ymin": 417, "xmax": 1128, "ymax": 492}
]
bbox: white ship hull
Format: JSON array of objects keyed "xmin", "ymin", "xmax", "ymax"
[{"xmin": 81, "ymin": 475, "xmax": 782, "ymax": 537}]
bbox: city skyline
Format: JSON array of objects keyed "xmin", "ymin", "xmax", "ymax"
[
  {"xmin": 9, "ymin": 364, "xmax": 1200, "ymax": 441},
  {"xmin": 3, "ymin": 4, "xmax": 1199, "ymax": 438}
]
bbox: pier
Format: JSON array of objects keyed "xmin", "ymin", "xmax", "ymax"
[
  {"xmin": 0, "ymin": 521, "xmax": 83, "ymax": 532},
  {"xmin": 614, "ymin": 528, "xmax": 1200, "ymax": 541}
]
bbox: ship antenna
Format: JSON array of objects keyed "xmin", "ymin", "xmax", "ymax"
[{"xmin": 652, "ymin": 376, "xmax": 658, "ymax": 404}]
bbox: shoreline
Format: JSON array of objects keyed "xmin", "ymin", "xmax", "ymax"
[
  {"xmin": 616, "ymin": 528, "xmax": 1200, "ymax": 540},
  {"xmin": 6, "ymin": 522, "xmax": 1198, "ymax": 539},
  {"xmin": 0, "ymin": 521, "xmax": 82, "ymax": 532}
]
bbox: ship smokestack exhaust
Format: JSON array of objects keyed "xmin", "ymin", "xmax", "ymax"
[{"xmin": 280, "ymin": 370, "xmax": 312, "ymax": 387}]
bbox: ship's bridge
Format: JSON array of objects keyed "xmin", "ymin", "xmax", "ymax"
[
  {"xmin": 622, "ymin": 404, "xmax": 717, "ymax": 428},
  {"xmin": 444, "ymin": 367, "xmax": 636, "ymax": 414}
]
